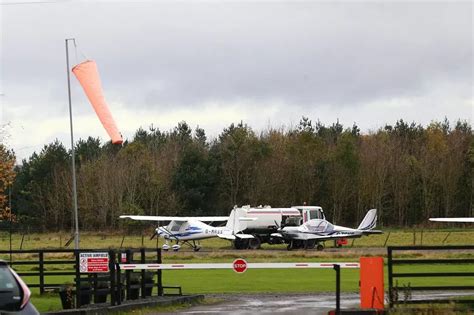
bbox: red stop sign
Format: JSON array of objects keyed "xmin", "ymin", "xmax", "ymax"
[{"xmin": 233, "ymin": 258, "xmax": 247, "ymax": 273}]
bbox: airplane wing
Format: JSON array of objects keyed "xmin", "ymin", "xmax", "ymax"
[
  {"xmin": 430, "ymin": 218, "xmax": 474, "ymax": 223},
  {"xmin": 217, "ymin": 233, "xmax": 254, "ymax": 240},
  {"xmin": 119, "ymin": 215, "xmax": 229, "ymax": 222},
  {"xmin": 273, "ymin": 231, "xmax": 369, "ymax": 241},
  {"xmin": 217, "ymin": 234, "xmax": 236, "ymax": 240},
  {"xmin": 271, "ymin": 232, "xmax": 326, "ymax": 240},
  {"xmin": 360, "ymin": 230, "xmax": 383, "ymax": 235}
]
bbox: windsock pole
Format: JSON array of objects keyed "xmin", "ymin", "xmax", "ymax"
[{"xmin": 65, "ymin": 38, "xmax": 80, "ymax": 250}]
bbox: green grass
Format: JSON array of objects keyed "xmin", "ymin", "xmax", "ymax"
[
  {"xmin": 162, "ymin": 268, "xmax": 360, "ymax": 294},
  {"xmin": 1, "ymin": 228, "xmax": 474, "ymax": 251},
  {"xmin": 30, "ymin": 292, "xmax": 63, "ymax": 313}
]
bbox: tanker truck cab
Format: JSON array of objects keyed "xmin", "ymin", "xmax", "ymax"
[{"xmin": 291, "ymin": 206, "xmax": 325, "ymax": 225}]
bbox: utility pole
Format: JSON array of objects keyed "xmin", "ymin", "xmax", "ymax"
[{"xmin": 65, "ymin": 38, "xmax": 80, "ymax": 250}]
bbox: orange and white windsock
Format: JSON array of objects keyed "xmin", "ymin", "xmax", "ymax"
[{"xmin": 72, "ymin": 60, "xmax": 123, "ymax": 144}]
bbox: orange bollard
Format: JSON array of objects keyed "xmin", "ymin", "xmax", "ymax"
[{"xmin": 360, "ymin": 256, "xmax": 384, "ymax": 310}]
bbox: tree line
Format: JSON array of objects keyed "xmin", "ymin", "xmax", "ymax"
[{"xmin": 5, "ymin": 117, "xmax": 473, "ymax": 231}]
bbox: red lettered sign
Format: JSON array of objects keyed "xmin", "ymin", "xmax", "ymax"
[{"xmin": 233, "ymin": 258, "xmax": 247, "ymax": 273}]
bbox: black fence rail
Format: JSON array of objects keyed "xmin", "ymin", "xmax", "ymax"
[
  {"xmin": 388, "ymin": 245, "xmax": 474, "ymax": 307},
  {"xmin": 0, "ymin": 248, "xmax": 169, "ymax": 309}
]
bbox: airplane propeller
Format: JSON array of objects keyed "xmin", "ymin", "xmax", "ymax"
[
  {"xmin": 160, "ymin": 226, "xmax": 180, "ymax": 241},
  {"xmin": 150, "ymin": 230, "xmax": 158, "ymax": 240},
  {"xmin": 274, "ymin": 220, "xmax": 282, "ymax": 231}
]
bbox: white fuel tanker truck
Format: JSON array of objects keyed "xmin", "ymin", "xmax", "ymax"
[{"xmin": 228, "ymin": 205, "xmax": 325, "ymax": 249}]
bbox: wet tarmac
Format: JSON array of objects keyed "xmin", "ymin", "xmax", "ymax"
[
  {"xmin": 159, "ymin": 292, "xmax": 474, "ymax": 315},
  {"xmin": 161, "ymin": 293, "xmax": 358, "ymax": 315}
]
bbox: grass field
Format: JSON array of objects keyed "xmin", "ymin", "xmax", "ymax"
[
  {"xmin": 0, "ymin": 229, "xmax": 473, "ymax": 312},
  {"xmin": 1, "ymin": 228, "xmax": 474, "ymax": 251}
]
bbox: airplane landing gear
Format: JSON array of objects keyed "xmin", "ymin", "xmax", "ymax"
[
  {"xmin": 162, "ymin": 243, "xmax": 170, "ymax": 251},
  {"xmin": 172, "ymin": 244, "xmax": 181, "ymax": 251},
  {"xmin": 305, "ymin": 239, "xmax": 316, "ymax": 249},
  {"xmin": 192, "ymin": 241, "xmax": 201, "ymax": 252},
  {"xmin": 287, "ymin": 240, "xmax": 304, "ymax": 251}
]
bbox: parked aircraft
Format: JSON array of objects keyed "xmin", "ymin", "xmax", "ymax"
[
  {"xmin": 430, "ymin": 218, "xmax": 474, "ymax": 223},
  {"xmin": 271, "ymin": 209, "xmax": 382, "ymax": 250},
  {"xmin": 119, "ymin": 212, "xmax": 254, "ymax": 251}
]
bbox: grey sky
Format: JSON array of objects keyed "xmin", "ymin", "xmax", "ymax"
[{"xmin": 1, "ymin": 1, "xmax": 472, "ymax": 160}]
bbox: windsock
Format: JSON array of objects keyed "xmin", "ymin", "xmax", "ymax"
[{"xmin": 72, "ymin": 60, "xmax": 123, "ymax": 144}]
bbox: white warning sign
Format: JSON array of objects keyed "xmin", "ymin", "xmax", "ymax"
[{"xmin": 79, "ymin": 252, "xmax": 109, "ymax": 273}]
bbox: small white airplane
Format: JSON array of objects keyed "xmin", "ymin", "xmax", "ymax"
[
  {"xmin": 271, "ymin": 209, "xmax": 382, "ymax": 250},
  {"xmin": 429, "ymin": 217, "xmax": 474, "ymax": 223},
  {"xmin": 119, "ymin": 212, "xmax": 254, "ymax": 251}
]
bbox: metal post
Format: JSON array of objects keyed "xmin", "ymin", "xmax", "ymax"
[
  {"xmin": 333, "ymin": 264, "xmax": 340, "ymax": 314},
  {"xmin": 65, "ymin": 38, "xmax": 80, "ymax": 250}
]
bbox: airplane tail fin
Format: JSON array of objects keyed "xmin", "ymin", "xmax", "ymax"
[
  {"xmin": 357, "ymin": 209, "xmax": 377, "ymax": 230},
  {"xmin": 225, "ymin": 208, "xmax": 251, "ymax": 233},
  {"xmin": 225, "ymin": 207, "xmax": 257, "ymax": 234}
]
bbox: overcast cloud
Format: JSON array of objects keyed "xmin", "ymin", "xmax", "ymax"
[{"xmin": 1, "ymin": 1, "xmax": 472, "ymax": 161}]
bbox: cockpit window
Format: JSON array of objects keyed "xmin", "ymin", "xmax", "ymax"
[{"xmin": 306, "ymin": 220, "xmax": 334, "ymax": 233}]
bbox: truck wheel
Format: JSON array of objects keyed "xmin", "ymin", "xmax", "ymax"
[
  {"xmin": 233, "ymin": 239, "xmax": 241, "ymax": 249},
  {"xmin": 305, "ymin": 240, "xmax": 316, "ymax": 249},
  {"xmin": 316, "ymin": 243, "xmax": 324, "ymax": 251},
  {"xmin": 248, "ymin": 237, "xmax": 261, "ymax": 250},
  {"xmin": 295, "ymin": 240, "xmax": 304, "ymax": 249},
  {"xmin": 234, "ymin": 239, "xmax": 249, "ymax": 250}
]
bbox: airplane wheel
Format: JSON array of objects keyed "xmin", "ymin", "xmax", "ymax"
[
  {"xmin": 248, "ymin": 237, "xmax": 261, "ymax": 250},
  {"xmin": 287, "ymin": 242, "xmax": 293, "ymax": 251},
  {"xmin": 316, "ymin": 243, "xmax": 324, "ymax": 251},
  {"xmin": 193, "ymin": 247, "xmax": 201, "ymax": 252}
]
